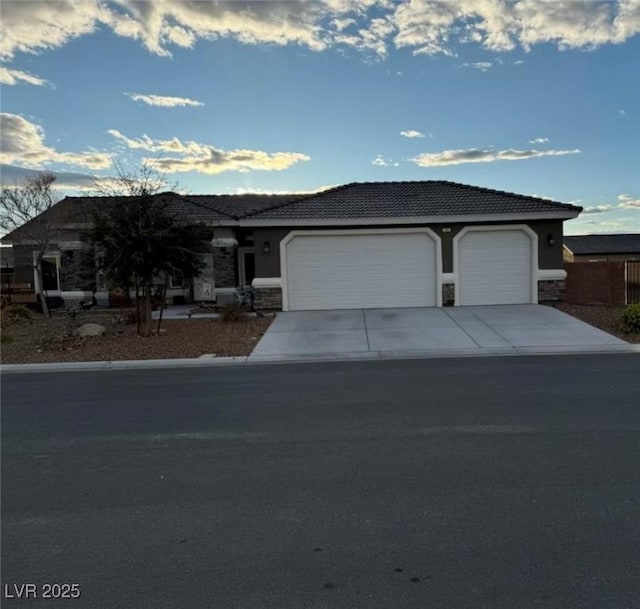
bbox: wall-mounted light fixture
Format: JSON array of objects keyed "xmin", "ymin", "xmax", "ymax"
[
  {"xmin": 547, "ymin": 233, "xmax": 556, "ymax": 246},
  {"xmin": 263, "ymin": 241, "xmax": 271, "ymax": 254}
]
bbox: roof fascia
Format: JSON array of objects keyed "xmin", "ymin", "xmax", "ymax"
[{"xmin": 237, "ymin": 211, "xmax": 580, "ymax": 227}]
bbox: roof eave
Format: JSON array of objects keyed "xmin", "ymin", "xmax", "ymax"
[{"xmin": 238, "ymin": 210, "xmax": 581, "ymax": 227}]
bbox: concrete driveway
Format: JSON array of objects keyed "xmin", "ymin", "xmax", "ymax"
[{"xmin": 249, "ymin": 305, "xmax": 630, "ymax": 361}]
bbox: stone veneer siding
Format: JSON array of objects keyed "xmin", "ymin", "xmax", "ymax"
[
  {"xmin": 442, "ymin": 283, "xmax": 455, "ymax": 306},
  {"xmin": 212, "ymin": 246, "xmax": 236, "ymax": 288},
  {"xmin": 538, "ymin": 279, "xmax": 566, "ymax": 302},
  {"xmin": 254, "ymin": 287, "xmax": 282, "ymax": 310}
]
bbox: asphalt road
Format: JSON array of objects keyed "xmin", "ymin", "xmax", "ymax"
[{"xmin": 2, "ymin": 354, "xmax": 640, "ymax": 609}]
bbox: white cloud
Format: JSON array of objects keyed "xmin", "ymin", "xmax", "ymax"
[
  {"xmin": 0, "ymin": 1, "xmax": 323, "ymax": 59},
  {"xmin": 125, "ymin": 93, "xmax": 204, "ymax": 107},
  {"xmin": 0, "ymin": 113, "xmax": 112, "ymax": 170},
  {"xmin": 529, "ymin": 137, "xmax": 549, "ymax": 144},
  {"xmin": 0, "ymin": 1, "xmax": 109, "ymax": 60},
  {"xmin": 107, "ymin": 129, "xmax": 310, "ymax": 175},
  {"xmin": 461, "ymin": 61, "xmax": 493, "ymax": 71},
  {"xmin": 581, "ymin": 205, "xmax": 613, "ymax": 214},
  {"xmin": 589, "ymin": 220, "xmax": 635, "ymax": 232},
  {"xmin": 513, "ymin": 59, "xmax": 525, "ymax": 64},
  {"xmin": 0, "ymin": 67, "xmax": 49, "ymax": 87},
  {"xmin": 411, "ymin": 147, "xmax": 581, "ymax": 167},
  {"xmin": 618, "ymin": 194, "xmax": 640, "ymax": 209},
  {"xmin": 229, "ymin": 185, "xmax": 336, "ymax": 195},
  {"xmin": 618, "ymin": 109, "xmax": 626, "ymax": 116},
  {"xmin": 0, "ymin": 164, "xmax": 124, "ymax": 192},
  {"xmin": 2, "ymin": 0, "xmax": 637, "ymax": 63},
  {"xmin": 391, "ymin": 0, "xmax": 640, "ymax": 56},
  {"xmin": 400, "ymin": 130, "xmax": 426, "ymax": 138},
  {"xmin": 331, "ymin": 17, "xmax": 356, "ymax": 31},
  {"xmin": 372, "ymin": 154, "xmax": 398, "ymax": 167}
]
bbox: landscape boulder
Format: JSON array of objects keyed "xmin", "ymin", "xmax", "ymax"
[{"xmin": 74, "ymin": 322, "xmax": 106, "ymax": 337}]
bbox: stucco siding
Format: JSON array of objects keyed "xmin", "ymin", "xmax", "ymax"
[{"xmin": 253, "ymin": 220, "xmax": 565, "ymax": 279}]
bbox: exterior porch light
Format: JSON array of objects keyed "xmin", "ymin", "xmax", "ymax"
[
  {"xmin": 263, "ymin": 241, "xmax": 271, "ymax": 254},
  {"xmin": 547, "ymin": 233, "xmax": 556, "ymax": 246}
]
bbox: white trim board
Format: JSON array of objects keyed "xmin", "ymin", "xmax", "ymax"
[
  {"xmin": 252, "ymin": 277, "xmax": 282, "ymax": 289},
  {"xmin": 238, "ymin": 211, "xmax": 579, "ymax": 228},
  {"xmin": 537, "ymin": 269, "xmax": 567, "ymax": 281},
  {"xmin": 60, "ymin": 291, "xmax": 93, "ymax": 300}
]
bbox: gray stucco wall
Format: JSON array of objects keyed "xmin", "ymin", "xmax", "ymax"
[
  {"xmin": 253, "ymin": 228, "xmax": 290, "ymax": 278},
  {"xmin": 252, "ymin": 220, "xmax": 565, "ymax": 278}
]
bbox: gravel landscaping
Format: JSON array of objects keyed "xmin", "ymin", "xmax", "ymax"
[
  {"xmin": 554, "ymin": 303, "xmax": 640, "ymax": 343},
  {"xmin": 0, "ymin": 308, "xmax": 273, "ymax": 364}
]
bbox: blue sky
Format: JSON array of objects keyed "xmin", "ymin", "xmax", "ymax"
[{"xmin": 0, "ymin": 0, "xmax": 638, "ymax": 234}]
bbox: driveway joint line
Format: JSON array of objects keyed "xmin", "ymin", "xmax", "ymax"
[
  {"xmin": 442, "ymin": 308, "xmax": 483, "ymax": 348},
  {"xmin": 462, "ymin": 307, "xmax": 516, "ymax": 348},
  {"xmin": 362, "ymin": 309, "xmax": 371, "ymax": 351}
]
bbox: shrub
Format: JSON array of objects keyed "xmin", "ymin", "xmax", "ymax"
[
  {"xmin": 220, "ymin": 302, "xmax": 246, "ymax": 322},
  {"xmin": 0, "ymin": 304, "xmax": 33, "ymax": 328},
  {"xmin": 1, "ymin": 333, "xmax": 14, "ymax": 344},
  {"xmin": 621, "ymin": 303, "xmax": 640, "ymax": 334}
]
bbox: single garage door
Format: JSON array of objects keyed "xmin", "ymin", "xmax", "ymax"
[
  {"xmin": 284, "ymin": 231, "xmax": 438, "ymax": 310},
  {"xmin": 458, "ymin": 229, "xmax": 533, "ymax": 305}
]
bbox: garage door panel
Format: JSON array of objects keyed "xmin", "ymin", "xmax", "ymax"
[
  {"xmin": 458, "ymin": 230, "xmax": 533, "ymax": 305},
  {"xmin": 285, "ymin": 232, "xmax": 437, "ymax": 310}
]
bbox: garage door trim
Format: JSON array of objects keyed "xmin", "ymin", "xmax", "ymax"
[
  {"xmin": 280, "ymin": 228, "xmax": 443, "ymax": 311},
  {"xmin": 453, "ymin": 224, "xmax": 538, "ymax": 306}
]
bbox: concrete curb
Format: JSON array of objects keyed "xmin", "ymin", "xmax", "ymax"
[
  {"xmin": 2, "ymin": 344, "xmax": 638, "ymax": 374},
  {"xmin": 0, "ymin": 356, "xmax": 248, "ymax": 374}
]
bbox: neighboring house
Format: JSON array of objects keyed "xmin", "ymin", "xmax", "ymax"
[
  {"xmin": 1, "ymin": 181, "xmax": 581, "ymax": 310},
  {"xmin": 563, "ymin": 234, "xmax": 640, "ymax": 263}
]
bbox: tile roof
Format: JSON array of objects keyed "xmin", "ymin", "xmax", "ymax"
[
  {"xmin": 2, "ymin": 181, "xmax": 582, "ymax": 242},
  {"xmin": 183, "ymin": 194, "xmax": 303, "ymax": 220},
  {"xmin": 242, "ymin": 181, "xmax": 582, "ymax": 220},
  {"xmin": 1, "ymin": 192, "xmax": 300, "ymax": 241},
  {"xmin": 564, "ymin": 233, "xmax": 640, "ymax": 255}
]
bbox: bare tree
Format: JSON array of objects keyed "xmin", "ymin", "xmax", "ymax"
[
  {"xmin": 0, "ymin": 173, "xmax": 61, "ymax": 317},
  {"xmin": 89, "ymin": 184, "xmax": 207, "ymax": 336},
  {"xmin": 88, "ymin": 162, "xmax": 206, "ymax": 336},
  {"xmin": 90, "ymin": 161, "xmax": 178, "ymax": 198}
]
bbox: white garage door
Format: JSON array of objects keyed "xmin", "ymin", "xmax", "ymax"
[
  {"xmin": 458, "ymin": 229, "xmax": 533, "ymax": 305},
  {"xmin": 284, "ymin": 231, "xmax": 438, "ymax": 310}
]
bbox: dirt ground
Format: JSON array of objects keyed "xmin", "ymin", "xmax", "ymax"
[
  {"xmin": 0, "ymin": 308, "xmax": 273, "ymax": 364},
  {"xmin": 554, "ymin": 303, "xmax": 640, "ymax": 343}
]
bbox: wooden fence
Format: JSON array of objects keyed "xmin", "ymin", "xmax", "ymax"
[
  {"xmin": 627, "ymin": 260, "xmax": 640, "ymax": 304},
  {"xmin": 565, "ymin": 261, "xmax": 640, "ymax": 305}
]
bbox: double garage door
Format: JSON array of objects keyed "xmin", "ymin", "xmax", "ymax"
[
  {"xmin": 285, "ymin": 231, "xmax": 438, "ymax": 310},
  {"xmin": 283, "ymin": 229, "xmax": 533, "ymax": 311}
]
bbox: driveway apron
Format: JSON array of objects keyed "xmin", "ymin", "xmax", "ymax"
[{"xmin": 249, "ymin": 305, "xmax": 628, "ymax": 360}]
